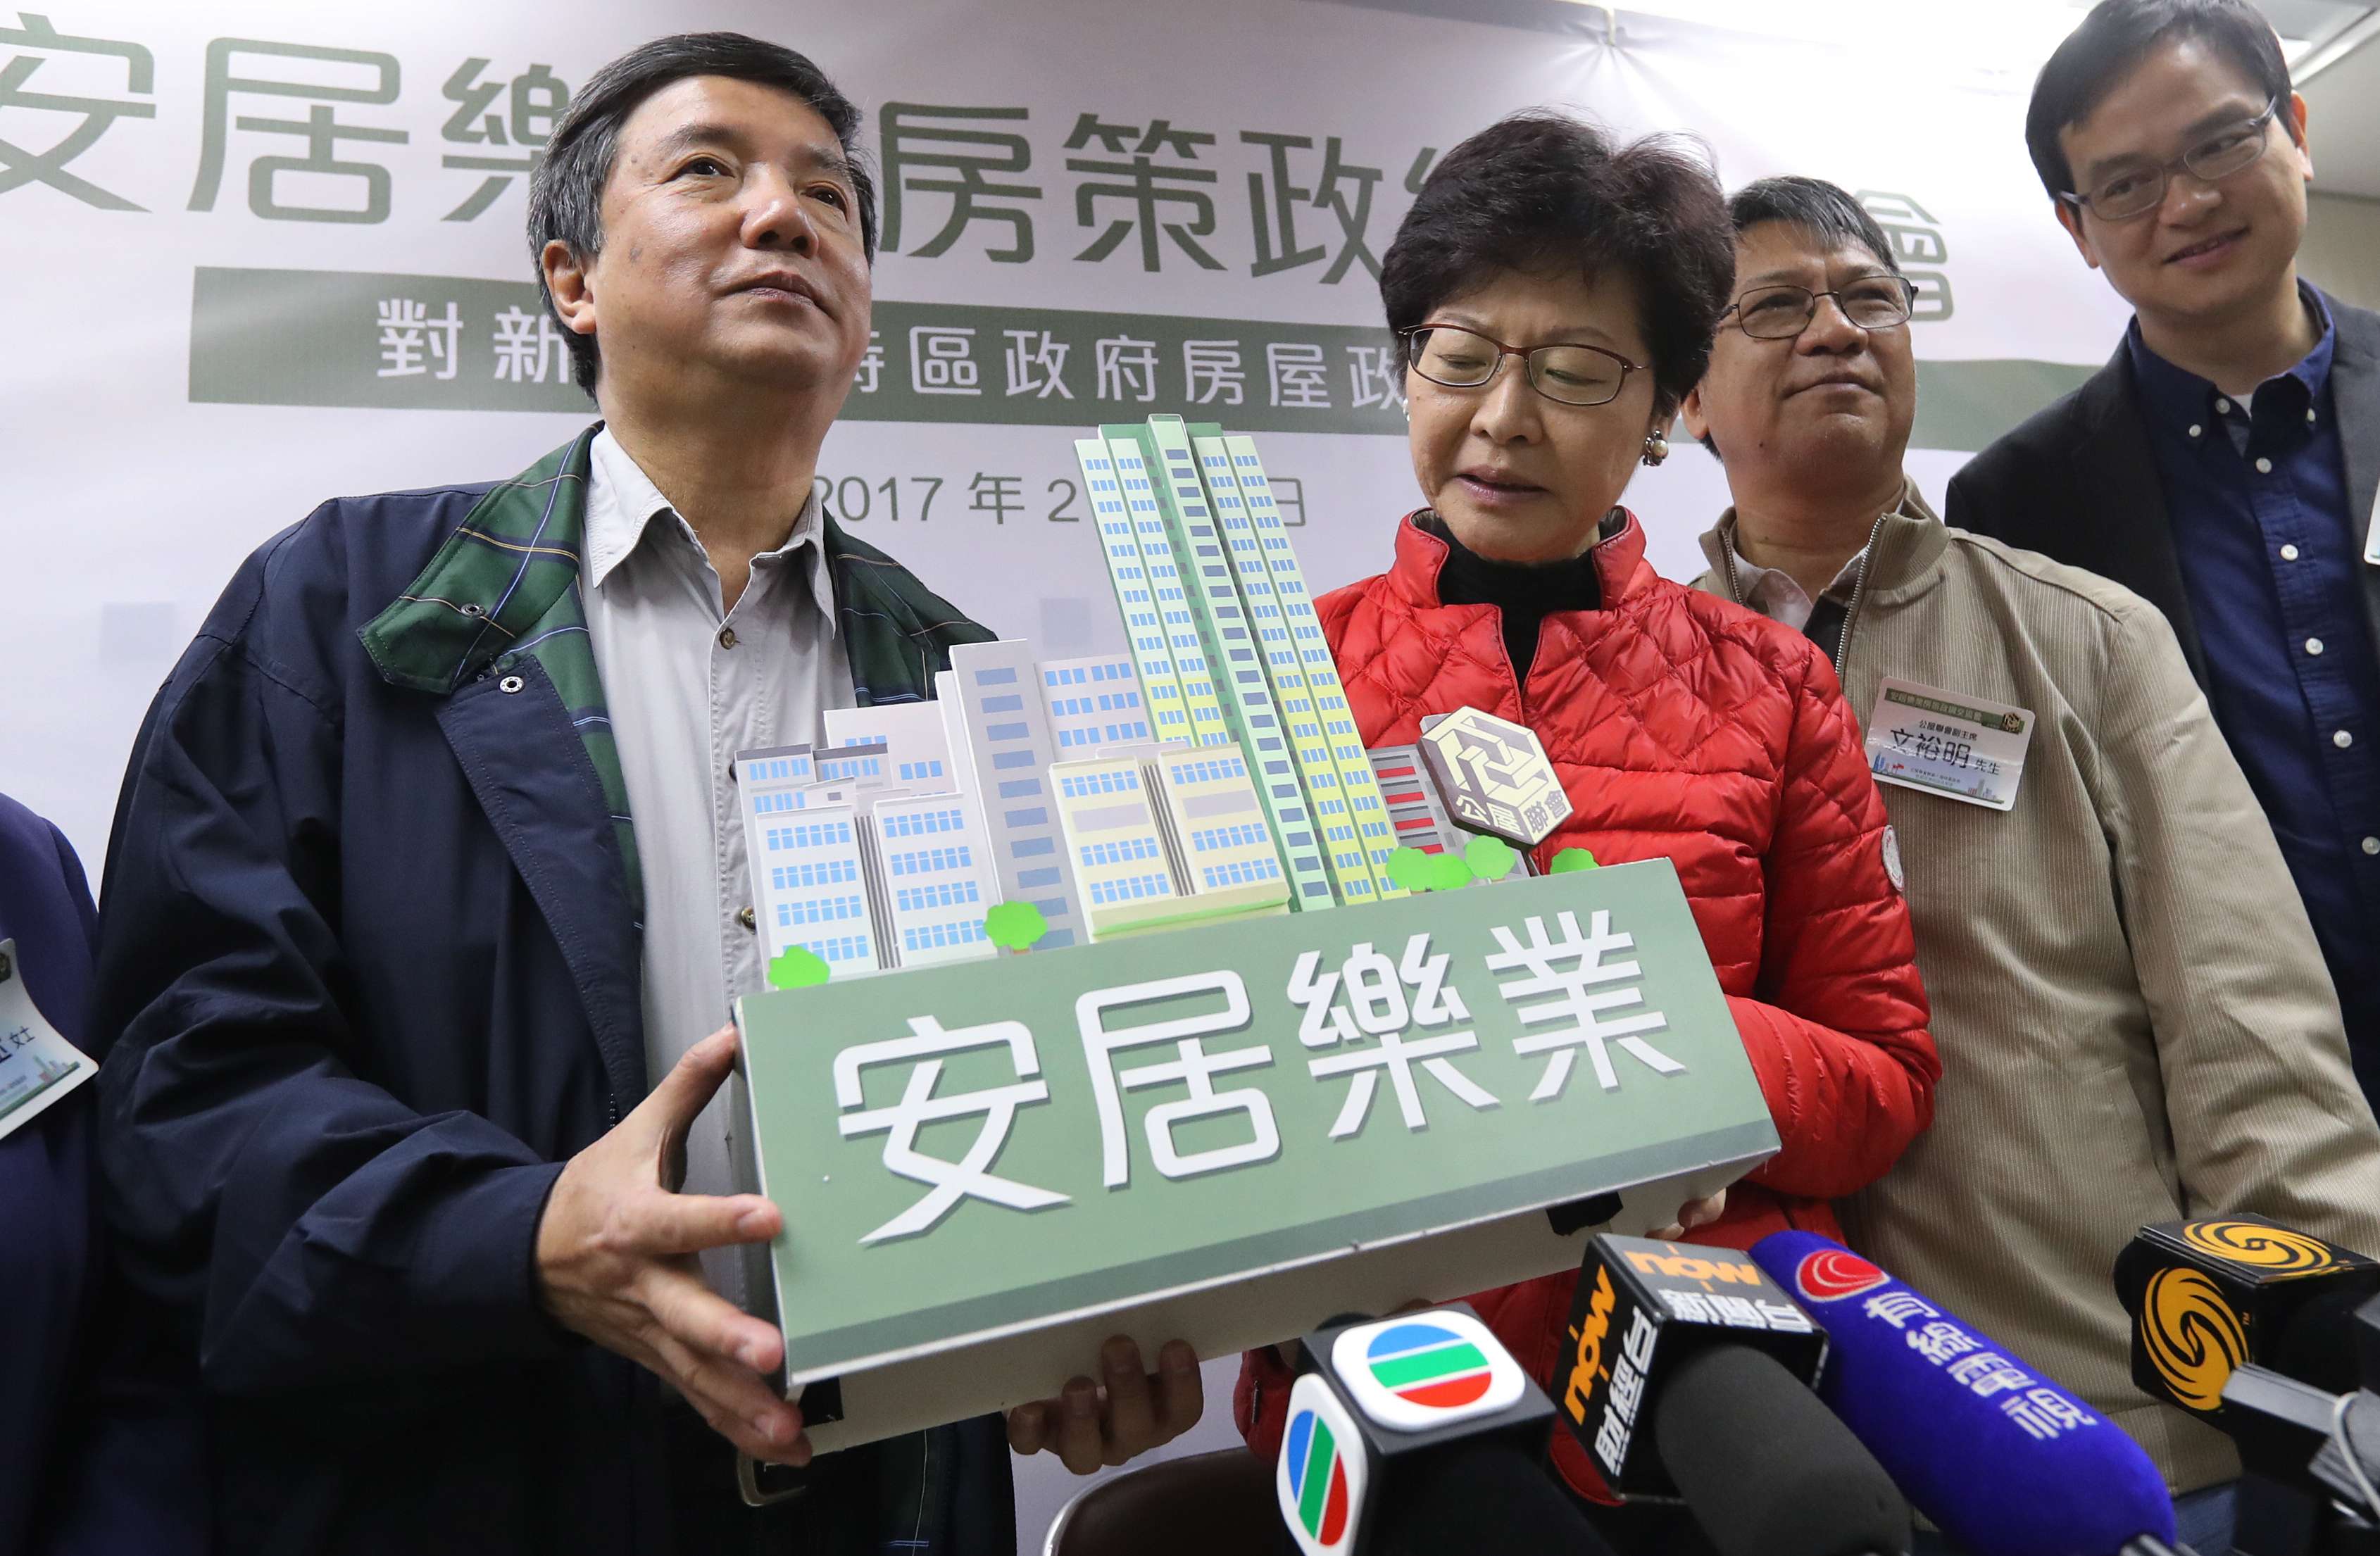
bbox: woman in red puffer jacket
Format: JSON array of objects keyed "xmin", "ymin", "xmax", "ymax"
[{"xmin": 1231, "ymin": 113, "xmax": 1937, "ymax": 1518}]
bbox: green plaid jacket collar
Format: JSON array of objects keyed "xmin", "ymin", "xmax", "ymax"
[{"xmin": 358, "ymin": 424, "xmax": 995, "ymax": 908}]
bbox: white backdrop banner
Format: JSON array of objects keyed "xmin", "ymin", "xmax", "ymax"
[{"xmin": 1, "ymin": 0, "xmax": 2130, "ymax": 867}]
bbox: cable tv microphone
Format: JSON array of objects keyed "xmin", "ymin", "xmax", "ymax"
[
  {"xmin": 1750, "ymin": 1230, "xmax": 2175, "ymax": 1556},
  {"xmin": 2114, "ymin": 1214, "xmax": 2380, "ymax": 1423},
  {"xmin": 1553, "ymin": 1234, "xmax": 1910, "ymax": 1556},
  {"xmin": 1273, "ymin": 1303, "xmax": 1619, "ymax": 1556}
]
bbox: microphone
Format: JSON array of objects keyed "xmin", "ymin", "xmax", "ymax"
[
  {"xmin": 1750, "ymin": 1229, "xmax": 2176, "ymax": 1556},
  {"xmin": 1273, "ymin": 1303, "xmax": 1619, "ymax": 1556},
  {"xmin": 1553, "ymin": 1234, "xmax": 1911, "ymax": 1556},
  {"xmin": 2113, "ymin": 1215, "xmax": 2380, "ymax": 1420},
  {"xmin": 2191, "ymin": 1291, "xmax": 2380, "ymax": 1553}
]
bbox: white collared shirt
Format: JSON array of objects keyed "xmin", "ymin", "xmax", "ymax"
[
  {"xmin": 1724, "ymin": 536, "xmax": 1867, "ymax": 633},
  {"xmin": 583, "ymin": 428, "xmax": 852, "ymax": 1296}
]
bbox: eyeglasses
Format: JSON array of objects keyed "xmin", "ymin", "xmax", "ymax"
[
  {"xmin": 1720, "ymin": 276, "xmax": 1917, "ymax": 341},
  {"xmin": 1399, "ymin": 325, "xmax": 1646, "ymax": 408},
  {"xmin": 2058, "ymin": 99, "xmax": 2281, "ymax": 222}
]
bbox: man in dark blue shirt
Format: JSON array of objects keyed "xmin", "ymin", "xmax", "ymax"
[{"xmin": 1948, "ymin": 0, "xmax": 2380, "ymax": 1103}]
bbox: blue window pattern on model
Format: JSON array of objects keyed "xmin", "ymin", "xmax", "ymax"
[
  {"xmin": 889, "ymin": 846, "xmax": 975, "ymax": 875},
  {"xmin": 882, "ymin": 808, "xmax": 967, "ymax": 837},
  {"xmin": 1202, "ymin": 858, "xmax": 1282, "ymax": 889},
  {"xmin": 903, "ymin": 920, "xmax": 988, "ymax": 953},
  {"xmin": 772, "ymin": 860, "xmax": 858, "ymax": 889},
  {"xmin": 775, "ymin": 893, "xmax": 865, "ymax": 927},
  {"xmin": 751, "ymin": 791, "xmax": 799, "ymax": 814},
  {"xmin": 1170, "ymin": 755, "xmax": 1247, "ymax": 786},
  {"xmin": 894, "ymin": 879, "xmax": 982, "ymax": 912},
  {"xmin": 803, "ymin": 934, "xmax": 871, "ymax": 963},
  {"xmin": 1079, "ymin": 836, "xmax": 1163, "ymax": 867},
  {"xmin": 1189, "ymin": 823, "xmax": 1269, "ymax": 854},
  {"xmin": 1059, "ymin": 768, "xmax": 1140, "ymax": 797},
  {"xmin": 1089, "ymin": 873, "xmax": 1174, "ymax": 903},
  {"xmin": 897, "ymin": 760, "xmax": 946, "ymax": 782},
  {"xmin": 766, "ymin": 820, "xmax": 853, "ymax": 851}
]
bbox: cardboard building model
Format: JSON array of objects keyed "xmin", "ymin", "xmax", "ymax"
[
  {"xmin": 736, "ymin": 415, "xmax": 1564, "ymax": 972},
  {"xmin": 726, "ymin": 417, "xmax": 1777, "ymax": 1460}
]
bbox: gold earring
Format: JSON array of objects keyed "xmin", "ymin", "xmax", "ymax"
[{"xmin": 1641, "ymin": 432, "xmax": 1670, "ymax": 467}]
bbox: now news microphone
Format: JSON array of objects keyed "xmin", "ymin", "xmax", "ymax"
[
  {"xmin": 2115, "ymin": 1215, "xmax": 2380, "ymax": 1420},
  {"xmin": 1750, "ymin": 1230, "xmax": 2177, "ymax": 1556},
  {"xmin": 1554, "ymin": 1234, "xmax": 1911, "ymax": 1556},
  {"xmin": 1272, "ymin": 1303, "xmax": 1618, "ymax": 1556}
]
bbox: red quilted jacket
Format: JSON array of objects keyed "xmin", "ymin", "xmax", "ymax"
[{"xmin": 1235, "ymin": 513, "xmax": 1937, "ymax": 1501}]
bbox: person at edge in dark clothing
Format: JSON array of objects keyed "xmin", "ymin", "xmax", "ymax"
[{"xmin": 1949, "ymin": 0, "xmax": 2380, "ymax": 1104}]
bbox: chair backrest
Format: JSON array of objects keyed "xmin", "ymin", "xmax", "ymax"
[{"xmin": 1043, "ymin": 1447, "xmax": 1288, "ymax": 1556}]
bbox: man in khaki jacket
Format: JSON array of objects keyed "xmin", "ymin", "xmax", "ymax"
[{"xmin": 1680, "ymin": 176, "xmax": 2380, "ymax": 1553}]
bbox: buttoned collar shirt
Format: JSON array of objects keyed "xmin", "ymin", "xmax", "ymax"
[
  {"xmin": 583, "ymin": 427, "xmax": 853, "ymax": 1298},
  {"xmin": 2124, "ymin": 282, "xmax": 2380, "ymax": 1071}
]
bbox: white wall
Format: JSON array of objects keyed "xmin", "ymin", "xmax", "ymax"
[{"xmin": 2305, "ymin": 191, "xmax": 2380, "ymax": 312}]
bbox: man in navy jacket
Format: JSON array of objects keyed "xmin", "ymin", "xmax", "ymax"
[
  {"xmin": 1948, "ymin": 0, "xmax": 2380, "ymax": 1099},
  {"xmin": 89, "ymin": 33, "xmax": 1196, "ymax": 1556}
]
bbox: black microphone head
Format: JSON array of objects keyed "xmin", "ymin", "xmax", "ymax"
[
  {"xmin": 2363, "ymin": 1291, "xmax": 2380, "ymax": 1395},
  {"xmin": 2272, "ymin": 1281, "xmax": 2377, "ymax": 1397},
  {"xmin": 1374, "ymin": 1439, "xmax": 1622, "ymax": 1556},
  {"xmin": 1654, "ymin": 1343, "xmax": 1911, "ymax": 1556},
  {"xmin": 2115, "ymin": 1217, "xmax": 2380, "ymax": 1415},
  {"xmin": 2216, "ymin": 1363, "xmax": 2341, "ymax": 1495}
]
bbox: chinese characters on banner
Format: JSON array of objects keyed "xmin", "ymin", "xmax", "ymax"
[
  {"xmin": 186, "ymin": 266, "xmax": 1417, "ymax": 433},
  {"xmin": 5, "ymin": 19, "xmax": 1439, "ymax": 272},
  {"xmin": 879, "ymin": 101, "xmax": 1436, "ymax": 281},
  {"xmin": 829, "ymin": 916, "xmax": 1686, "ymax": 1246},
  {"xmin": 1, "ymin": 20, "xmax": 1515, "ymax": 429}
]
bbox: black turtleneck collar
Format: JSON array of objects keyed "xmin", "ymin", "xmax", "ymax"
[{"xmin": 1418, "ymin": 510, "xmax": 1614, "ymax": 679}]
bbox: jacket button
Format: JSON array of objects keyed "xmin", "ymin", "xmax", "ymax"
[
  {"xmin": 720, "ymin": 626, "xmax": 739, "ymax": 650},
  {"xmin": 499, "ymin": 674, "xmax": 525, "ymax": 694},
  {"xmin": 737, "ymin": 906, "xmax": 757, "ymax": 930}
]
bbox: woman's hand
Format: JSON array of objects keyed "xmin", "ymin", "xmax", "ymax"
[{"xmin": 1648, "ymin": 1188, "xmax": 1727, "ymax": 1242}]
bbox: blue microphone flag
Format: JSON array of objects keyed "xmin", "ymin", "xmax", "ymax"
[{"xmin": 1749, "ymin": 1231, "xmax": 2173, "ymax": 1556}]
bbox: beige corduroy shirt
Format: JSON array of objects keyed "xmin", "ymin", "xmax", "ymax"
[{"xmin": 1695, "ymin": 480, "xmax": 2380, "ymax": 1495}]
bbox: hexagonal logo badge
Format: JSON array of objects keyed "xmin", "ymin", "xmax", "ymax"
[{"xmin": 1417, "ymin": 707, "xmax": 1572, "ymax": 847}]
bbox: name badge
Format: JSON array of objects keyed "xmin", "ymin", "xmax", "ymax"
[
  {"xmin": 1863, "ymin": 677, "xmax": 2034, "ymax": 812},
  {"xmin": 0, "ymin": 938, "xmax": 96, "ymax": 1144}
]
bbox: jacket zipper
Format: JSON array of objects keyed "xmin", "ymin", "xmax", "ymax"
[
  {"xmin": 1722, "ymin": 513, "xmax": 1886, "ymax": 679},
  {"xmin": 1828, "ymin": 513, "xmax": 1889, "ymax": 679}
]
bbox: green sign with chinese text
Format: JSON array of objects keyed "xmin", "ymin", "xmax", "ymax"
[{"xmin": 736, "ymin": 859, "xmax": 1774, "ymax": 1383}]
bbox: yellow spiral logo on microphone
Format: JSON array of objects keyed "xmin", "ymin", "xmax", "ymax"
[
  {"xmin": 2141, "ymin": 1267, "xmax": 2249, "ymax": 1412},
  {"xmin": 2179, "ymin": 1220, "xmax": 2338, "ymax": 1274}
]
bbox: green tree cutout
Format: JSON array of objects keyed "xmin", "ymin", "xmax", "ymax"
[
  {"xmin": 1389, "ymin": 839, "xmax": 1598, "ymax": 891},
  {"xmin": 766, "ymin": 945, "xmax": 831, "ymax": 990},
  {"xmin": 982, "ymin": 901, "xmax": 1051, "ymax": 951},
  {"xmin": 1463, "ymin": 834, "xmax": 1518, "ymax": 883},
  {"xmin": 1386, "ymin": 846, "xmax": 1436, "ymax": 892},
  {"xmin": 1386, "ymin": 844, "xmax": 1483, "ymax": 893}
]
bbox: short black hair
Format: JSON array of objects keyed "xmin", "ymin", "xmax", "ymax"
[
  {"xmin": 1727, "ymin": 177, "xmax": 1900, "ymax": 277},
  {"xmin": 2025, "ymin": 0, "xmax": 2291, "ymax": 200},
  {"xmin": 527, "ymin": 32, "xmax": 878, "ymax": 397},
  {"xmin": 1693, "ymin": 177, "xmax": 1901, "ymax": 459},
  {"xmin": 1380, "ymin": 111, "xmax": 1734, "ymax": 417}
]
